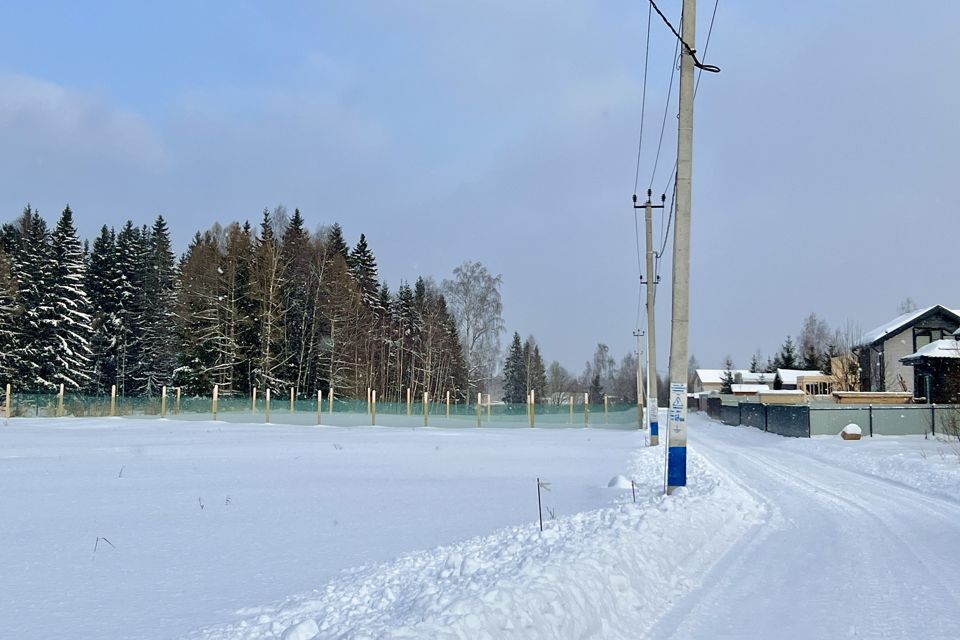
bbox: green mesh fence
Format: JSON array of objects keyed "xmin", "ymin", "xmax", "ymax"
[{"xmin": 1, "ymin": 390, "xmax": 641, "ymax": 430}]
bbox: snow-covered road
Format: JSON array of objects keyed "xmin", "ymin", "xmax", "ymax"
[{"xmin": 651, "ymin": 417, "xmax": 960, "ymax": 639}]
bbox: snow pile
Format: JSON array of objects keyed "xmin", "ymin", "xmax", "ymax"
[
  {"xmin": 607, "ymin": 474, "xmax": 632, "ymax": 488},
  {"xmin": 841, "ymin": 424, "xmax": 862, "ymax": 436},
  {"xmin": 185, "ymin": 445, "xmax": 763, "ymax": 640}
]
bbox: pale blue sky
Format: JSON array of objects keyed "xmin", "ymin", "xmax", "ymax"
[{"xmin": 2, "ymin": 1, "xmax": 958, "ymax": 374}]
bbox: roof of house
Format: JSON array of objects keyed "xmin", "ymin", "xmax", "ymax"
[
  {"xmin": 695, "ymin": 369, "xmax": 774, "ymax": 384},
  {"xmin": 857, "ymin": 305, "xmax": 960, "ymax": 347},
  {"xmin": 731, "ymin": 384, "xmax": 770, "ymax": 393},
  {"xmin": 900, "ymin": 339, "xmax": 960, "ymax": 363},
  {"xmin": 776, "ymin": 369, "xmax": 828, "ymax": 385}
]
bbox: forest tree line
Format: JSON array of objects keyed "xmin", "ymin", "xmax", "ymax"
[{"xmin": 0, "ymin": 205, "xmax": 509, "ymax": 402}]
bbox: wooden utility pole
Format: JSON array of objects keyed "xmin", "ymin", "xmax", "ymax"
[
  {"xmin": 667, "ymin": 0, "xmax": 697, "ymax": 493},
  {"xmin": 634, "ymin": 189, "xmax": 664, "ymax": 445}
]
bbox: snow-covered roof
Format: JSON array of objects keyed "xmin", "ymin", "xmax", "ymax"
[
  {"xmin": 758, "ymin": 389, "xmax": 805, "ymax": 395},
  {"xmin": 731, "ymin": 384, "xmax": 770, "ymax": 393},
  {"xmin": 776, "ymin": 369, "xmax": 828, "ymax": 385},
  {"xmin": 857, "ymin": 305, "xmax": 960, "ymax": 347},
  {"xmin": 900, "ymin": 339, "xmax": 960, "ymax": 363},
  {"xmin": 695, "ymin": 369, "xmax": 773, "ymax": 384}
]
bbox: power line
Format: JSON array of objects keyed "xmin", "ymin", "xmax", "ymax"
[
  {"xmin": 647, "ymin": 0, "xmax": 720, "ymax": 73},
  {"xmin": 648, "ymin": 38, "xmax": 679, "ymax": 191},
  {"xmin": 631, "ymin": 3, "xmax": 653, "ymax": 196},
  {"xmin": 653, "ymin": 0, "xmax": 720, "ymax": 273}
]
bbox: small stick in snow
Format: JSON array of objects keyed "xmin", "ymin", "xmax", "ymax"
[
  {"xmin": 631, "ymin": 480, "xmax": 637, "ymax": 504},
  {"xmin": 118, "ymin": 465, "xmax": 125, "ymax": 479},
  {"xmin": 537, "ymin": 478, "xmax": 551, "ymax": 532},
  {"xmin": 93, "ymin": 537, "xmax": 116, "ymax": 553},
  {"xmin": 198, "ymin": 497, "xmax": 204, "ymax": 510}
]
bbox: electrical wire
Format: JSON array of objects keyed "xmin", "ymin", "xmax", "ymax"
[
  {"xmin": 653, "ymin": 0, "xmax": 720, "ymax": 276},
  {"xmin": 648, "ymin": 0, "xmax": 720, "ymax": 73},
  {"xmin": 632, "ymin": 3, "xmax": 653, "ymax": 196}
]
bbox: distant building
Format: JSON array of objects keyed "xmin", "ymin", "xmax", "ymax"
[
  {"xmin": 692, "ymin": 369, "xmax": 774, "ymax": 394},
  {"xmin": 731, "ymin": 384, "xmax": 770, "ymax": 396},
  {"xmin": 899, "ymin": 334, "xmax": 960, "ymax": 403},
  {"xmin": 854, "ymin": 305, "xmax": 960, "ymax": 394},
  {"xmin": 774, "ymin": 369, "xmax": 833, "ymax": 394}
]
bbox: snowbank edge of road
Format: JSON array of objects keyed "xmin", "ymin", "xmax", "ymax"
[{"xmin": 184, "ymin": 443, "xmax": 765, "ymax": 640}]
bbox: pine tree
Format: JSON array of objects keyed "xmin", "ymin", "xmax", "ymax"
[
  {"xmin": 720, "ymin": 356, "xmax": 736, "ymax": 394},
  {"xmin": 348, "ymin": 233, "xmax": 380, "ymax": 309},
  {"xmin": 529, "ymin": 344, "xmax": 547, "ymax": 403},
  {"xmin": 48, "ymin": 206, "xmax": 93, "ymax": 390},
  {"xmin": 326, "ymin": 223, "xmax": 350, "ymax": 261},
  {"xmin": 589, "ymin": 373, "xmax": 603, "ymax": 404},
  {"xmin": 139, "ymin": 215, "xmax": 178, "ymax": 394},
  {"xmin": 0, "ymin": 245, "xmax": 20, "ymax": 386},
  {"xmin": 501, "ymin": 332, "xmax": 526, "ymax": 403},
  {"xmin": 773, "ymin": 336, "xmax": 799, "ymax": 370},
  {"xmin": 88, "ymin": 226, "xmax": 123, "ymax": 393},
  {"xmin": 115, "ymin": 221, "xmax": 148, "ymax": 395},
  {"xmin": 5, "ymin": 207, "xmax": 57, "ymax": 390}
]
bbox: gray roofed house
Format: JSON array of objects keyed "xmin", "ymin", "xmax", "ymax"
[{"xmin": 855, "ymin": 305, "xmax": 960, "ymax": 394}]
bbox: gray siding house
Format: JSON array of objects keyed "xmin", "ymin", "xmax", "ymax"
[{"xmin": 854, "ymin": 305, "xmax": 960, "ymax": 394}]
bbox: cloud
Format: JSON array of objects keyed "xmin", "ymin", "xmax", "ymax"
[{"xmin": 0, "ymin": 72, "xmax": 169, "ymax": 171}]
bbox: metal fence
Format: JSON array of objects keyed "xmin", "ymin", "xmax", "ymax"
[
  {"xmin": 0, "ymin": 389, "xmax": 641, "ymax": 430},
  {"xmin": 693, "ymin": 393, "xmax": 960, "ymax": 438}
]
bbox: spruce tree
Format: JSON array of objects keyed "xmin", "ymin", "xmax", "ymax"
[
  {"xmin": 348, "ymin": 234, "xmax": 380, "ymax": 309},
  {"xmin": 326, "ymin": 223, "xmax": 350, "ymax": 261},
  {"xmin": 0, "ymin": 246, "xmax": 20, "ymax": 386},
  {"xmin": 48, "ymin": 206, "xmax": 93, "ymax": 390},
  {"xmin": 88, "ymin": 226, "xmax": 123, "ymax": 393},
  {"xmin": 720, "ymin": 356, "xmax": 736, "ymax": 394},
  {"xmin": 139, "ymin": 215, "xmax": 178, "ymax": 394},
  {"xmin": 589, "ymin": 372, "xmax": 604, "ymax": 404},
  {"xmin": 115, "ymin": 221, "xmax": 148, "ymax": 395},
  {"xmin": 773, "ymin": 336, "xmax": 799, "ymax": 370},
  {"xmin": 502, "ymin": 332, "xmax": 526, "ymax": 404},
  {"xmin": 529, "ymin": 344, "xmax": 547, "ymax": 403},
  {"xmin": 6, "ymin": 207, "xmax": 57, "ymax": 390}
]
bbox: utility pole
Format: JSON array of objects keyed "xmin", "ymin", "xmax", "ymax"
[
  {"xmin": 633, "ymin": 189, "xmax": 664, "ymax": 446},
  {"xmin": 667, "ymin": 0, "xmax": 696, "ymax": 494},
  {"xmin": 633, "ymin": 329, "xmax": 645, "ymax": 431}
]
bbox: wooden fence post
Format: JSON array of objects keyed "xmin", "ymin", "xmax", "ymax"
[
  {"xmin": 110, "ymin": 385, "xmax": 117, "ymax": 417},
  {"xmin": 372, "ymin": 390, "xmax": 377, "ymax": 426},
  {"xmin": 176, "ymin": 387, "xmax": 181, "ymax": 415},
  {"xmin": 476, "ymin": 392, "xmax": 482, "ymax": 428},
  {"xmin": 569, "ymin": 394, "xmax": 574, "ymax": 423},
  {"xmin": 58, "ymin": 383, "xmax": 64, "ymax": 417},
  {"xmin": 424, "ymin": 391, "xmax": 429, "ymax": 427},
  {"xmin": 252, "ymin": 387, "xmax": 257, "ymax": 413},
  {"xmin": 161, "ymin": 385, "xmax": 167, "ymax": 418},
  {"xmin": 317, "ymin": 389, "xmax": 322, "ymax": 425},
  {"xmin": 407, "ymin": 387, "xmax": 412, "ymax": 416},
  {"xmin": 290, "ymin": 387, "xmax": 295, "ymax": 414},
  {"xmin": 446, "ymin": 390, "xmax": 450, "ymax": 419},
  {"xmin": 604, "ymin": 394, "xmax": 609, "ymax": 424},
  {"xmin": 584, "ymin": 392, "xmax": 589, "ymax": 427},
  {"xmin": 212, "ymin": 384, "xmax": 219, "ymax": 420},
  {"xmin": 265, "ymin": 388, "xmax": 271, "ymax": 423},
  {"xmin": 530, "ymin": 389, "xmax": 536, "ymax": 428},
  {"xmin": 486, "ymin": 393, "xmax": 491, "ymax": 421},
  {"xmin": 367, "ymin": 388, "xmax": 371, "ymax": 414},
  {"xmin": 4, "ymin": 383, "xmax": 10, "ymax": 420},
  {"xmin": 329, "ymin": 387, "xmax": 334, "ymax": 414}
]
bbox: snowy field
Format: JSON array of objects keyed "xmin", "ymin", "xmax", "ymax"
[
  {"xmin": 6, "ymin": 413, "xmax": 960, "ymax": 639},
  {"xmin": 0, "ymin": 418, "xmax": 648, "ymax": 639}
]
